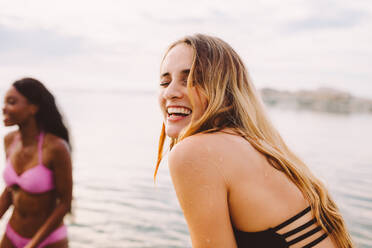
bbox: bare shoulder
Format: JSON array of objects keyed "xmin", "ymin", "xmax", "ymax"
[
  {"xmin": 169, "ymin": 133, "xmax": 235, "ymax": 184},
  {"xmin": 169, "ymin": 131, "xmax": 263, "ymax": 184},
  {"xmin": 44, "ymin": 133, "xmax": 70, "ymax": 156},
  {"xmin": 170, "ymin": 133, "xmax": 221, "ymax": 165},
  {"xmin": 4, "ymin": 130, "xmax": 18, "ymax": 149},
  {"xmin": 170, "ymin": 131, "xmax": 257, "ymax": 162}
]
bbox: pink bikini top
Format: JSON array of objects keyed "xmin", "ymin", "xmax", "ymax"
[{"xmin": 3, "ymin": 132, "xmax": 55, "ymax": 193}]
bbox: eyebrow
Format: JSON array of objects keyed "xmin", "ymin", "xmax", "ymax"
[{"xmin": 160, "ymin": 69, "xmax": 190, "ymax": 78}]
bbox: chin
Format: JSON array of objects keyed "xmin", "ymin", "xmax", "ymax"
[{"xmin": 165, "ymin": 126, "xmax": 183, "ymax": 139}]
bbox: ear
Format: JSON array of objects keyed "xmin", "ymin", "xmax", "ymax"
[{"xmin": 30, "ymin": 104, "xmax": 39, "ymax": 115}]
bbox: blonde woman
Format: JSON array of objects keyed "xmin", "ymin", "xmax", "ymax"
[{"xmin": 155, "ymin": 34, "xmax": 353, "ymax": 248}]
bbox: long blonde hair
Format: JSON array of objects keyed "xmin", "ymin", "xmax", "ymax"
[{"xmin": 155, "ymin": 34, "xmax": 353, "ymax": 247}]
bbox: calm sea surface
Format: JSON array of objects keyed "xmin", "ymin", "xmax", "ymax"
[{"xmin": 0, "ymin": 90, "xmax": 371, "ymax": 247}]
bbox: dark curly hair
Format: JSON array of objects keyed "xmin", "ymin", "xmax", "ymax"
[{"xmin": 13, "ymin": 78, "xmax": 71, "ymax": 149}]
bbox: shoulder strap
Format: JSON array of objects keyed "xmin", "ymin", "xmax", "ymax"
[{"xmin": 38, "ymin": 132, "xmax": 45, "ymax": 164}]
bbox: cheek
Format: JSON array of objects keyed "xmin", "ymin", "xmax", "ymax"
[
  {"xmin": 157, "ymin": 92, "xmax": 166, "ymax": 113},
  {"xmin": 195, "ymin": 104, "xmax": 206, "ymax": 118},
  {"xmin": 6, "ymin": 105, "xmax": 18, "ymax": 113},
  {"xmin": 190, "ymin": 92, "xmax": 208, "ymax": 117},
  {"xmin": 12, "ymin": 104, "xmax": 30, "ymax": 117}
]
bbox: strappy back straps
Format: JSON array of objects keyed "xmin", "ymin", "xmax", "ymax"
[
  {"xmin": 38, "ymin": 132, "xmax": 45, "ymax": 164},
  {"xmin": 273, "ymin": 206, "xmax": 311, "ymax": 231},
  {"xmin": 273, "ymin": 206, "xmax": 328, "ymax": 248}
]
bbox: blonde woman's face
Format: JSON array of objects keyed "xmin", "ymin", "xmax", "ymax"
[{"xmin": 158, "ymin": 43, "xmax": 207, "ymax": 138}]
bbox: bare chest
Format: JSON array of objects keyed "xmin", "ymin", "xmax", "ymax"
[{"xmin": 10, "ymin": 145, "xmax": 50, "ymax": 174}]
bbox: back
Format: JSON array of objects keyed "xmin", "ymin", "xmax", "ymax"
[
  {"xmin": 169, "ymin": 131, "xmax": 336, "ymax": 248},
  {"xmin": 212, "ymin": 132, "xmax": 336, "ymax": 247}
]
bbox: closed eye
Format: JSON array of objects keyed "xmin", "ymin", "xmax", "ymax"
[
  {"xmin": 160, "ymin": 82, "xmax": 170, "ymax": 87},
  {"xmin": 6, "ymin": 97, "xmax": 17, "ymax": 105}
]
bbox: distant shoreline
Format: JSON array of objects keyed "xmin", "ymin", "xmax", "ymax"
[
  {"xmin": 260, "ymin": 87, "xmax": 372, "ymax": 114},
  {"xmin": 1, "ymin": 86, "xmax": 371, "ymax": 114}
]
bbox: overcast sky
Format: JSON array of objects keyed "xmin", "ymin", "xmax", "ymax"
[{"xmin": 0, "ymin": 0, "xmax": 371, "ymax": 97}]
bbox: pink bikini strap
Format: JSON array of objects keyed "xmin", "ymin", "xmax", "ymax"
[
  {"xmin": 38, "ymin": 132, "xmax": 45, "ymax": 164},
  {"xmin": 7, "ymin": 134, "xmax": 20, "ymax": 158}
]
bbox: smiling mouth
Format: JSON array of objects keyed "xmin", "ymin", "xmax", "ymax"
[{"xmin": 167, "ymin": 107, "xmax": 192, "ymax": 117}]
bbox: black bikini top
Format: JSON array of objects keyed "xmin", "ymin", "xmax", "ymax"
[{"xmin": 233, "ymin": 206, "xmax": 329, "ymax": 248}]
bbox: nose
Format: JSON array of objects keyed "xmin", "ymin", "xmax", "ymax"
[
  {"xmin": 163, "ymin": 80, "xmax": 184, "ymax": 100},
  {"xmin": 2, "ymin": 102, "xmax": 9, "ymax": 115}
]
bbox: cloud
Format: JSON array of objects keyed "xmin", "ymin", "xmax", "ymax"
[
  {"xmin": 0, "ymin": 25, "xmax": 85, "ymax": 65},
  {"xmin": 0, "ymin": 0, "xmax": 371, "ymax": 97},
  {"xmin": 284, "ymin": 0, "xmax": 370, "ymax": 33},
  {"xmin": 287, "ymin": 10, "xmax": 367, "ymax": 33},
  {"xmin": 141, "ymin": 7, "xmax": 236, "ymax": 26}
]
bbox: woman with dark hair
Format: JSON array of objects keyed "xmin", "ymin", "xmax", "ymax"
[
  {"xmin": 0, "ymin": 78, "xmax": 72, "ymax": 248},
  {"xmin": 155, "ymin": 34, "xmax": 353, "ymax": 247}
]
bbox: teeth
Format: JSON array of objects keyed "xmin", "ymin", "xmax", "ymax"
[{"xmin": 167, "ymin": 107, "xmax": 191, "ymax": 115}]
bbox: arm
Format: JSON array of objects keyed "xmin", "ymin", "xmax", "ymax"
[
  {"xmin": 169, "ymin": 137, "xmax": 237, "ymax": 248},
  {"xmin": 0, "ymin": 188, "xmax": 12, "ymax": 219},
  {"xmin": 26, "ymin": 140, "xmax": 72, "ymax": 248},
  {"xmin": 0, "ymin": 132, "xmax": 17, "ymax": 218}
]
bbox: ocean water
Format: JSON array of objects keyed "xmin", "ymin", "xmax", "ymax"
[{"xmin": 0, "ymin": 90, "xmax": 371, "ymax": 247}]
